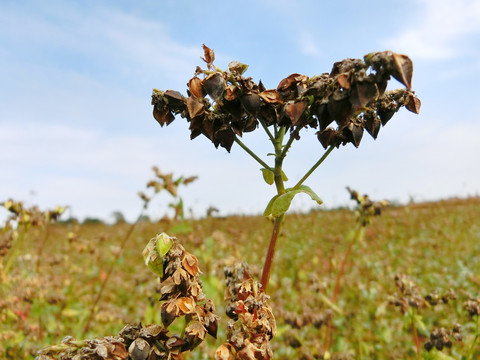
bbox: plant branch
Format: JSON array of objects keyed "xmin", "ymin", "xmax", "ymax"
[
  {"xmin": 258, "ymin": 117, "xmax": 276, "ymax": 145},
  {"xmin": 260, "ymin": 214, "xmax": 284, "ymax": 291},
  {"xmin": 234, "ymin": 136, "xmax": 273, "ymax": 171},
  {"xmin": 293, "ymin": 145, "xmax": 335, "ymax": 190}
]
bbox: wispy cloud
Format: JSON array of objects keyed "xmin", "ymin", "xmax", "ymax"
[{"xmin": 383, "ymin": 0, "xmax": 480, "ymax": 60}]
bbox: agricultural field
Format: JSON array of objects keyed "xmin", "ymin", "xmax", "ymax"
[{"xmin": 1, "ymin": 196, "xmax": 480, "ymax": 359}]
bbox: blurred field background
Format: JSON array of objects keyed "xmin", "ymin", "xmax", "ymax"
[{"xmin": 1, "ymin": 196, "xmax": 480, "ymax": 359}]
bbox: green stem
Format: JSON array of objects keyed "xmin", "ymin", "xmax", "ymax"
[
  {"xmin": 258, "ymin": 117, "xmax": 276, "ymax": 145},
  {"xmin": 293, "ymin": 145, "xmax": 335, "ymax": 190},
  {"xmin": 234, "ymin": 137, "xmax": 273, "ymax": 171}
]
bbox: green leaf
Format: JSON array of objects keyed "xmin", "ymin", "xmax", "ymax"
[
  {"xmin": 281, "ymin": 171, "xmax": 288, "ymax": 181},
  {"xmin": 296, "ymin": 185, "xmax": 322, "ymax": 205},
  {"xmin": 261, "ymin": 168, "xmax": 274, "ymax": 185},
  {"xmin": 271, "ymin": 191, "xmax": 297, "ymax": 218},
  {"xmin": 142, "ymin": 233, "xmax": 174, "ymax": 276},
  {"xmin": 268, "ymin": 185, "xmax": 323, "ymax": 218},
  {"xmin": 263, "ymin": 194, "xmax": 280, "ymax": 217}
]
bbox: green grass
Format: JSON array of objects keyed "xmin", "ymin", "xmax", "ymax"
[{"xmin": 1, "ymin": 197, "xmax": 480, "ymax": 359}]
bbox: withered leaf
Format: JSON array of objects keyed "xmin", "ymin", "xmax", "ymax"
[
  {"xmin": 182, "ymin": 252, "xmax": 199, "ymax": 276},
  {"xmin": 259, "ymin": 90, "xmax": 282, "ymax": 104},
  {"xmin": 327, "ymin": 96, "xmax": 352, "ymax": 127},
  {"xmin": 317, "ymin": 128, "xmax": 340, "ymax": 149},
  {"xmin": 350, "ymin": 81, "xmax": 378, "ymax": 107},
  {"xmin": 112, "ymin": 343, "xmax": 129, "ymax": 359},
  {"xmin": 284, "ymin": 101, "xmax": 307, "ymax": 125},
  {"xmin": 336, "ymin": 72, "xmax": 351, "ymax": 89},
  {"xmin": 186, "ymin": 97, "xmax": 205, "ymax": 118},
  {"xmin": 277, "ymin": 73, "xmax": 308, "ymax": 92},
  {"xmin": 215, "ymin": 344, "xmax": 232, "ymax": 360},
  {"xmin": 188, "ymin": 77, "xmax": 205, "ymax": 98},
  {"xmin": 215, "ymin": 125, "xmax": 235, "ymax": 152},
  {"xmin": 224, "ymin": 85, "xmax": 238, "ymax": 101},
  {"xmin": 404, "ymin": 93, "xmax": 421, "ymax": 114},
  {"xmin": 346, "ymin": 122, "xmax": 364, "ymax": 148},
  {"xmin": 164, "ymin": 90, "xmax": 184, "ymax": 105},
  {"xmin": 177, "ymin": 296, "xmax": 196, "ymax": 314},
  {"xmin": 201, "ymin": 44, "xmax": 215, "ymax": 69},
  {"xmin": 165, "ymin": 336, "xmax": 187, "ymax": 350},
  {"xmin": 365, "ymin": 113, "xmax": 381, "ymax": 139},
  {"xmin": 203, "ymin": 73, "xmax": 225, "ymax": 101},
  {"xmin": 391, "ymin": 52, "xmax": 413, "ymax": 89},
  {"xmin": 153, "ymin": 107, "xmax": 175, "ymax": 127}
]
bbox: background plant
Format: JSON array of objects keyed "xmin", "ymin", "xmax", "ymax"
[{"xmin": 151, "ymin": 44, "xmax": 421, "ymax": 292}]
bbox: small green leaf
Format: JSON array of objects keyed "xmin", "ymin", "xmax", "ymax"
[
  {"xmin": 296, "ymin": 185, "xmax": 322, "ymax": 205},
  {"xmin": 271, "ymin": 191, "xmax": 297, "ymax": 218},
  {"xmin": 263, "ymin": 194, "xmax": 280, "ymax": 217},
  {"xmin": 269, "ymin": 185, "xmax": 323, "ymax": 218},
  {"xmin": 142, "ymin": 233, "xmax": 174, "ymax": 276},
  {"xmin": 281, "ymin": 171, "xmax": 288, "ymax": 181},
  {"xmin": 261, "ymin": 168, "xmax": 275, "ymax": 185}
]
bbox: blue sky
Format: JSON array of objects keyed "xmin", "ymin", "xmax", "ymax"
[{"xmin": 1, "ymin": 0, "xmax": 479, "ymax": 222}]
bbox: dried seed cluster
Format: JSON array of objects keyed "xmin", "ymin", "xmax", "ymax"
[
  {"xmin": 35, "ymin": 234, "xmax": 219, "ymax": 360},
  {"xmin": 464, "ymin": 298, "xmax": 480, "ymax": 317},
  {"xmin": 390, "ymin": 274, "xmax": 426, "ymax": 314},
  {"xmin": 152, "ymin": 45, "xmax": 420, "ymax": 152},
  {"xmin": 346, "ymin": 187, "xmax": 389, "ymax": 226},
  {"xmin": 216, "ymin": 263, "xmax": 276, "ymax": 360},
  {"xmin": 424, "ymin": 324, "xmax": 462, "ymax": 352}
]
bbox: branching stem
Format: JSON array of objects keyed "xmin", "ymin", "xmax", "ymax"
[
  {"xmin": 293, "ymin": 145, "xmax": 335, "ymax": 190},
  {"xmin": 234, "ymin": 137, "xmax": 272, "ymax": 171}
]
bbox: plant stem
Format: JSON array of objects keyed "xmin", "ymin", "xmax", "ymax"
[
  {"xmin": 331, "ymin": 225, "xmax": 364, "ymax": 302},
  {"xmin": 258, "ymin": 117, "xmax": 276, "ymax": 145},
  {"xmin": 293, "ymin": 145, "xmax": 335, "ymax": 190},
  {"xmin": 234, "ymin": 136, "xmax": 272, "ymax": 171},
  {"xmin": 260, "ymin": 128, "xmax": 288, "ymax": 291},
  {"xmin": 411, "ymin": 309, "xmax": 422, "ymax": 360},
  {"xmin": 467, "ymin": 315, "xmax": 480, "ymax": 360},
  {"xmin": 260, "ymin": 214, "xmax": 284, "ymax": 291}
]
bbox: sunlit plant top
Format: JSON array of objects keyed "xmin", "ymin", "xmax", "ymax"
[{"xmin": 151, "ymin": 44, "xmax": 420, "ymax": 152}]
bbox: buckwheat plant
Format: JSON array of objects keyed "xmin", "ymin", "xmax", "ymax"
[{"xmin": 151, "ymin": 45, "xmax": 421, "ymax": 292}]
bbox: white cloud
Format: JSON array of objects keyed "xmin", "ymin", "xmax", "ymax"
[{"xmin": 383, "ymin": 0, "xmax": 480, "ymax": 60}]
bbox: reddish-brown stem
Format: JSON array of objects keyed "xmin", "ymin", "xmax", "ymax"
[
  {"xmin": 260, "ymin": 215, "xmax": 284, "ymax": 291},
  {"xmin": 412, "ymin": 316, "xmax": 421, "ymax": 360}
]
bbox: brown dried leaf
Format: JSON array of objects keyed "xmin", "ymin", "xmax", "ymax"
[
  {"xmin": 165, "ymin": 336, "xmax": 187, "ymax": 350},
  {"xmin": 405, "ymin": 93, "xmax": 421, "ymax": 114},
  {"xmin": 186, "ymin": 97, "xmax": 205, "ymax": 119},
  {"xmin": 284, "ymin": 101, "xmax": 307, "ymax": 125},
  {"xmin": 182, "ymin": 252, "xmax": 199, "ymax": 276},
  {"xmin": 336, "ymin": 72, "xmax": 351, "ymax": 89},
  {"xmin": 201, "ymin": 44, "xmax": 215, "ymax": 69},
  {"xmin": 224, "ymin": 85, "xmax": 239, "ymax": 101},
  {"xmin": 350, "ymin": 81, "xmax": 378, "ymax": 107},
  {"xmin": 188, "ymin": 76, "xmax": 205, "ymax": 98},
  {"xmin": 153, "ymin": 107, "xmax": 174, "ymax": 127},
  {"xmin": 392, "ymin": 52, "xmax": 413, "ymax": 89},
  {"xmin": 112, "ymin": 342, "xmax": 129, "ymax": 359},
  {"xmin": 176, "ymin": 296, "xmax": 196, "ymax": 315},
  {"xmin": 259, "ymin": 90, "xmax": 283, "ymax": 104},
  {"xmin": 215, "ymin": 344, "xmax": 232, "ymax": 360}
]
